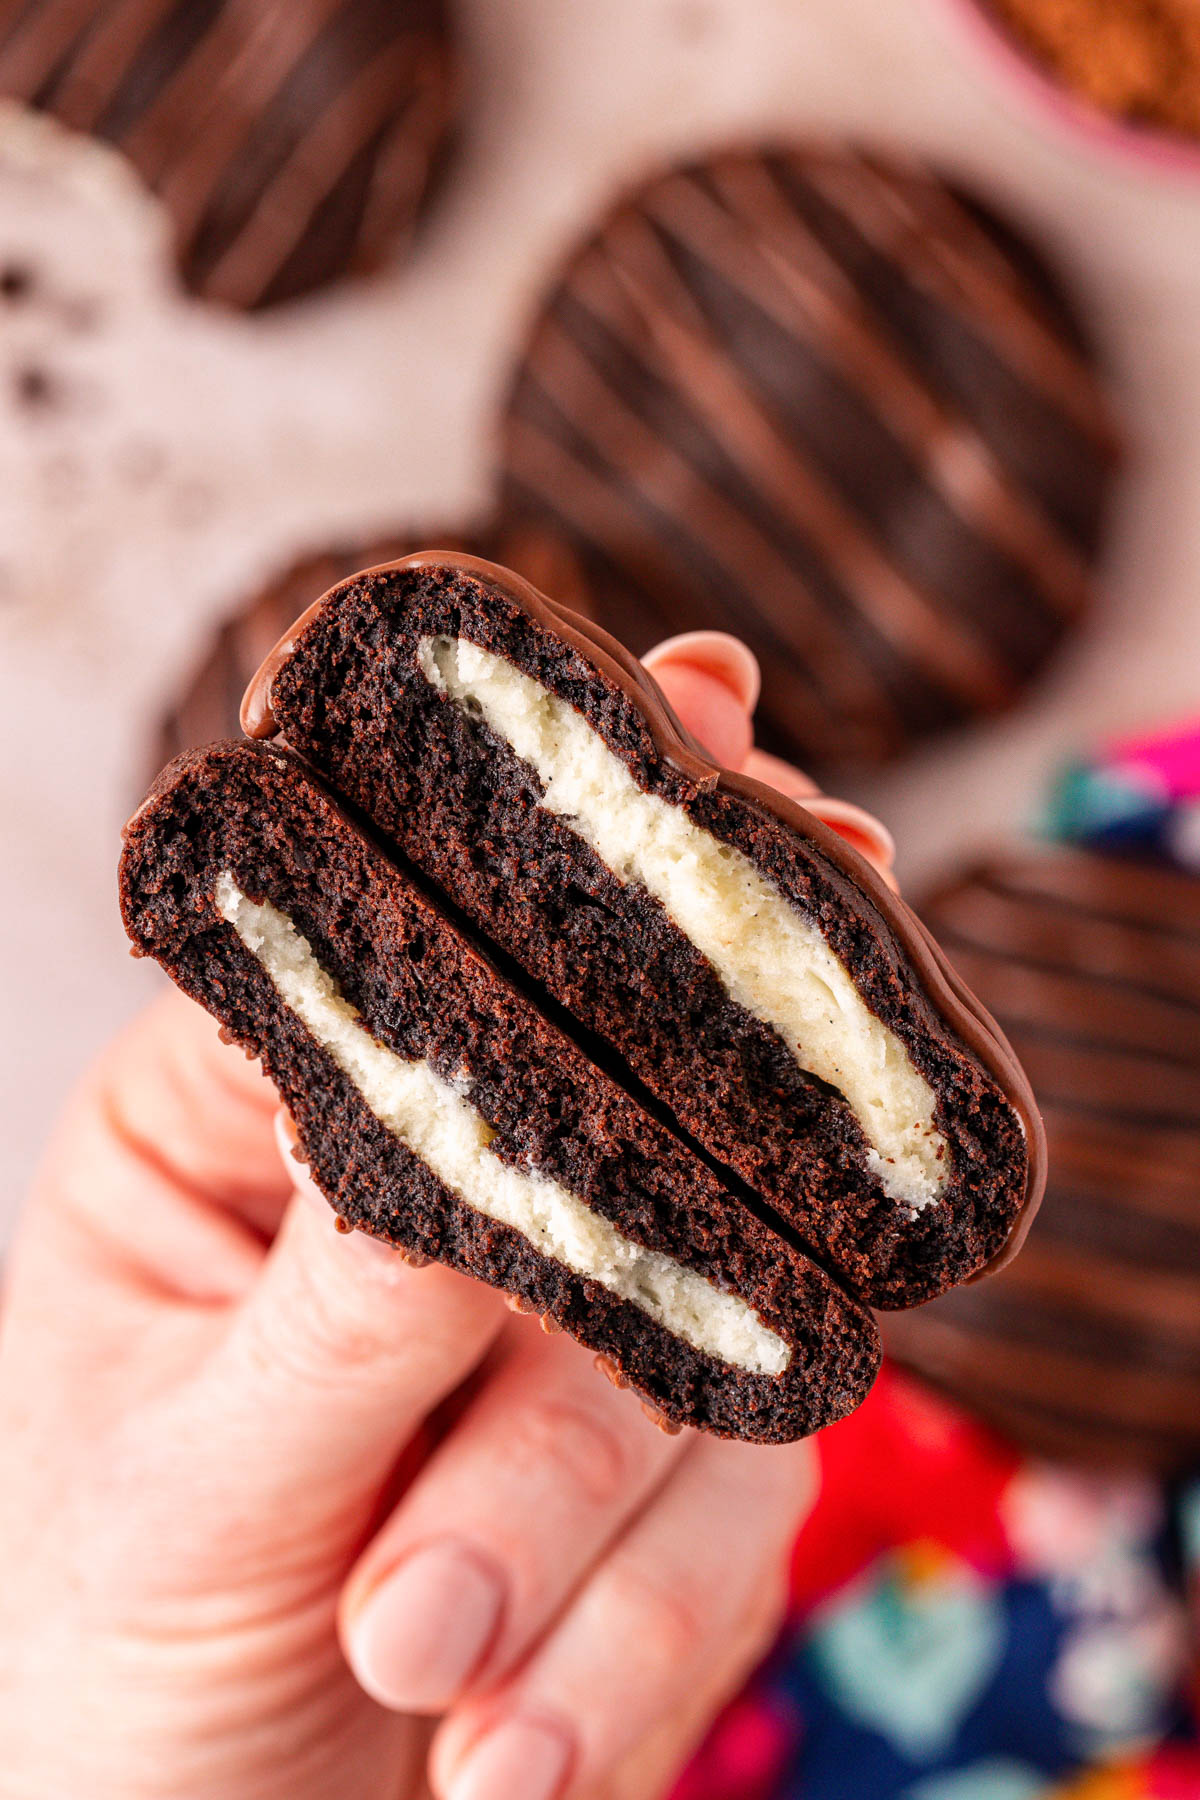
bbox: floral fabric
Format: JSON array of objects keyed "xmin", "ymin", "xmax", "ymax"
[{"xmin": 675, "ymin": 1367, "xmax": 1200, "ymax": 1800}]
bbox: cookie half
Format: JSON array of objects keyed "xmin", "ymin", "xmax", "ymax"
[
  {"xmin": 244, "ymin": 552, "xmax": 1045, "ymax": 1307},
  {"xmin": 120, "ymin": 740, "xmax": 880, "ymax": 1442}
]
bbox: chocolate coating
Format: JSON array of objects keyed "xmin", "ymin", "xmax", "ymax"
[
  {"xmin": 0, "ymin": 0, "xmax": 455, "ymax": 309},
  {"xmin": 887, "ymin": 848, "xmax": 1200, "ymax": 1473},
  {"xmin": 497, "ymin": 145, "xmax": 1119, "ymax": 768},
  {"xmin": 156, "ymin": 524, "xmax": 589, "ymax": 765},
  {"xmin": 244, "ymin": 550, "xmax": 1046, "ymax": 1305}
]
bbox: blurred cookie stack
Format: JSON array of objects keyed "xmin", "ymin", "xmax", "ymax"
[
  {"xmin": 150, "ymin": 138, "xmax": 1121, "ymax": 770},
  {"xmin": 0, "ymin": 0, "xmax": 457, "ymax": 309},
  {"xmin": 887, "ymin": 721, "xmax": 1200, "ymax": 1474}
]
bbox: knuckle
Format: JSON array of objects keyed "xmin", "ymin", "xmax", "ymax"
[
  {"xmin": 600, "ymin": 1559, "xmax": 707, "ymax": 1672},
  {"xmin": 245, "ymin": 1255, "xmax": 396, "ymax": 1390},
  {"xmin": 503, "ymin": 1396, "xmax": 630, "ymax": 1510}
]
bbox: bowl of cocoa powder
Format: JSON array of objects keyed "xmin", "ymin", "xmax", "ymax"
[{"xmin": 943, "ymin": 0, "xmax": 1200, "ymax": 174}]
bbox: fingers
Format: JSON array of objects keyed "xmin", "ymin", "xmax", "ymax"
[
  {"xmin": 9, "ymin": 989, "xmax": 285, "ymax": 1377},
  {"xmin": 742, "ymin": 750, "xmax": 897, "ymax": 884},
  {"xmin": 740, "ymin": 746, "xmax": 820, "ymax": 802},
  {"xmin": 644, "ymin": 635, "xmax": 897, "ymax": 886},
  {"xmin": 339, "ymin": 1328, "xmax": 688, "ymax": 1713},
  {"xmin": 642, "ymin": 630, "xmax": 761, "ymax": 713},
  {"xmin": 642, "ymin": 633, "xmax": 757, "ymax": 768},
  {"xmin": 427, "ymin": 1435, "xmax": 814, "ymax": 1800},
  {"xmin": 104, "ymin": 987, "xmax": 287, "ymax": 1218},
  {"xmin": 192, "ymin": 1151, "xmax": 506, "ymax": 1524}
]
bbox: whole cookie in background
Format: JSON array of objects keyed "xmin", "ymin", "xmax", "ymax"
[
  {"xmin": 155, "ymin": 524, "xmax": 589, "ymax": 764},
  {"xmin": 0, "ymin": 0, "xmax": 455, "ymax": 309},
  {"xmin": 886, "ymin": 847, "xmax": 1200, "ymax": 1474},
  {"xmin": 498, "ymin": 145, "xmax": 1120, "ymax": 770}
]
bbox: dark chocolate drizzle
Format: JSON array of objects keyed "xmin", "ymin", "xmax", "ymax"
[
  {"xmin": 0, "ymin": 0, "xmax": 455, "ymax": 309},
  {"xmin": 242, "ymin": 549, "xmax": 1047, "ymax": 1278},
  {"xmin": 888, "ymin": 847, "xmax": 1200, "ymax": 1471},
  {"xmin": 496, "ymin": 145, "xmax": 1119, "ymax": 767}
]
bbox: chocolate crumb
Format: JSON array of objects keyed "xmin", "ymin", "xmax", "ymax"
[
  {"xmin": 14, "ymin": 365, "xmax": 55, "ymax": 410},
  {"xmin": 0, "ymin": 262, "xmax": 34, "ymax": 302},
  {"xmin": 640, "ymin": 1400, "xmax": 684, "ymax": 1435}
]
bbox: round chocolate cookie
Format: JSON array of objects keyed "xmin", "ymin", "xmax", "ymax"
[
  {"xmin": 886, "ymin": 848, "xmax": 1200, "ymax": 1473},
  {"xmin": 0, "ymin": 0, "xmax": 455, "ymax": 309},
  {"xmin": 497, "ymin": 146, "xmax": 1120, "ymax": 769},
  {"xmin": 155, "ymin": 524, "xmax": 589, "ymax": 764}
]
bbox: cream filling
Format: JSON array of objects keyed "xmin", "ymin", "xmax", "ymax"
[
  {"xmin": 419, "ymin": 635, "xmax": 947, "ymax": 1213},
  {"xmin": 215, "ymin": 874, "xmax": 789, "ymax": 1377}
]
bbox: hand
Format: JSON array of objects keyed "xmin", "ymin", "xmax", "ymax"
[{"xmin": 0, "ymin": 634, "xmax": 881, "ymax": 1800}]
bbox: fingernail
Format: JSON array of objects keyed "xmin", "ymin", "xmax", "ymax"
[
  {"xmin": 446, "ymin": 1716, "xmax": 573, "ymax": 1800},
  {"xmin": 643, "ymin": 630, "xmax": 761, "ymax": 711},
  {"xmin": 348, "ymin": 1541, "xmax": 505, "ymax": 1713},
  {"xmin": 804, "ymin": 797, "xmax": 897, "ymax": 884}
]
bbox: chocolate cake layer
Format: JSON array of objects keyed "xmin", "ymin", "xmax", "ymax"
[
  {"xmin": 245, "ymin": 553, "xmax": 1044, "ymax": 1308},
  {"xmin": 155, "ymin": 525, "xmax": 590, "ymax": 769},
  {"xmin": 887, "ymin": 848, "xmax": 1200, "ymax": 1473},
  {"xmin": 120, "ymin": 740, "xmax": 880, "ymax": 1442},
  {"xmin": 0, "ymin": 0, "xmax": 454, "ymax": 309},
  {"xmin": 497, "ymin": 145, "xmax": 1119, "ymax": 768}
]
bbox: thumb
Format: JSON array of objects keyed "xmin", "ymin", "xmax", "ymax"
[{"xmin": 189, "ymin": 1123, "xmax": 505, "ymax": 1529}]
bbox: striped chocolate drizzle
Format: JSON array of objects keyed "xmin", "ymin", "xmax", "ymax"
[
  {"xmin": 886, "ymin": 849, "xmax": 1200, "ymax": 1473},
  {"xmin": 499, "ymin": 147, "xmax": 1119, "ymax": 768},
  {"xmin": 0, "ymin": 0, "xmax": 454, "ymax": 308}
]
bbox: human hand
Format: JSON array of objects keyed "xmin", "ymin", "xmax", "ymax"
[{"xmin": 0, "ymin": 634, "xmax": 884, "ymax": 1800}]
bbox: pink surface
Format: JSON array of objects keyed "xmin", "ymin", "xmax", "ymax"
[{"xmin": 938, "ymin": 0, "xmax": 1200, "ymax": 179}]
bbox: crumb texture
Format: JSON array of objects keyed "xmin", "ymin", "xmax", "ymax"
[
  {"xmin": 119, "ymin": 741, "xmax": 882, "ymax": 1441},
  {"xmin": 217, "ymin": 871, "xmax": 790, "ymax": 1375},
  {"xmin": 420, "ymin": 632, "xmax": 946, "ymax": 1211},
  {"xmin": 987, "ymin": 0, "xmax": 1200, "ymax": 140}
]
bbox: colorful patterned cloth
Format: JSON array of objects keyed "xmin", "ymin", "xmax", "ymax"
[
  {"xmin": 674, "ymin": 1366, "xmax": 1200, "ymax": 1800},
  {"xmin": 1043, "ymin": 717, "xmax": 1200, "ymax": 872}
]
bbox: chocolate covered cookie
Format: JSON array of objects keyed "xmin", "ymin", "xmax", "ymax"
[
  {"xmin": 245, "ymin": 552, "xmax": 1045, "ymax": 1308},
  {"xmin": 497, "ymin": 145, "xmax": 1119, "ymax": 767},
  {"xmin": 0, "ymin": 0, "xmax": 455, "ymax": 308},
  {"xmin": 121, "ymin": 740, "xmax": 881, "ymax": 1442},
  {"xmin": 887, "ymin": 849, "xmax": 1200, "ymax": 1472}
]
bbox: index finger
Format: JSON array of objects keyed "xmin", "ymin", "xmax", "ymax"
[
  {"xmin": 644, "ymin": 634, "xmax": 897, "ymax": 884},
  {"xmin": 5, "ymin": 987, "xmax": 290, "ymax": 1395}
]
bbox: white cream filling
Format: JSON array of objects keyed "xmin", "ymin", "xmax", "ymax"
[
  {"xmin": 419, "ymin": 635, "xmax": 947, "ymax": 1213},
  {"xmin": 215, "ymin": 873, "xmax": 789, "ymax": 1376}
]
